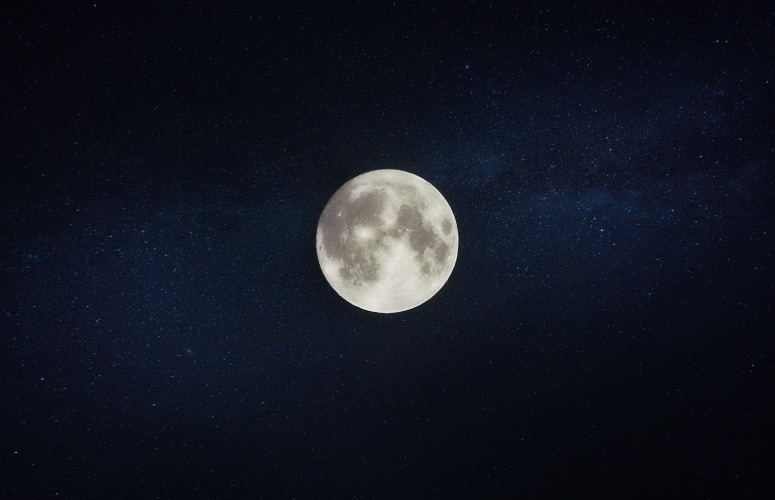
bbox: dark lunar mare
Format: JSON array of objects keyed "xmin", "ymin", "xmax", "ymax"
[{"xmin": 318, "ymin": 181, "xmax": 452, "ymax": 287}]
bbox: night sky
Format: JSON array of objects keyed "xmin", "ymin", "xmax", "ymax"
[{"xmin": 2, "ymin": 1, "xmax": 774, "ymax": 498}]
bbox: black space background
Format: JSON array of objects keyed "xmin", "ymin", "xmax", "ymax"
[{"xmin": 2, "ymin": 1, "xmax": 774, "ymax": 499}]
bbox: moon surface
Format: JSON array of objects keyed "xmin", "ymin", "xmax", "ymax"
[{"xmin": 316, "ymin": 169, "xmax": 458, "ymax": 313}]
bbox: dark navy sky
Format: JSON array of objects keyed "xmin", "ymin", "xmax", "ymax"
[{"xmin": 2, "ymin": 1, "xmax": 774, "ymax": 498}]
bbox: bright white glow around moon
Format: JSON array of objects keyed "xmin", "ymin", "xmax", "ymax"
[{"xmin": 316, "ymin": 169, "xmax": 458, "ymax": 313}]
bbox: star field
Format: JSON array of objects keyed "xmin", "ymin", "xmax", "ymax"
[{"xmin": 2, "ymin": 1, "xmax": 774, "ymax": 498}]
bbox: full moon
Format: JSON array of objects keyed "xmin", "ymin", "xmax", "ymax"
[{"xmin": 316, "ymin": 169, "xmax": 458, "ymax": 313}]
